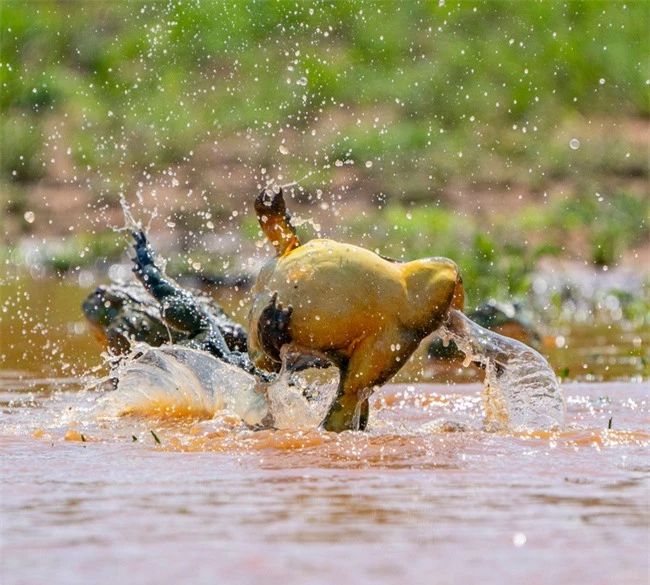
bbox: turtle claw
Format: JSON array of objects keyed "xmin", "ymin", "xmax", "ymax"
[
  {"xmin": 129, "ymin": 229, "xmax": 175, "ymax": 304},
  {"xmin": 258, "ymin": 291, "xmax": 294, "ymax": 361},
  {"xmin": 130, "ymin": 229, "xmax": 148, "ymax": 254},
  {"xmin": 130, "ymin": 229, "xmax": 157, "ymax": 278}
]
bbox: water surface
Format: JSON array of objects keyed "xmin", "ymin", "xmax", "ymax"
[
  {"xmin": 1, "ymin": 375, "xmax": 648, "ymax": 585},
  {"xmin": 1, "ymin": 277, "xmax": 648, "ymax": 585}
]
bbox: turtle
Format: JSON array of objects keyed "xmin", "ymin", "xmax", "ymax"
[
  {"xmin": 248, "ymin": 187, "xmax": 465, "ymax": 432},
  {"xmin": 83, "ymin": 279, "xmax": 247, "ymax": 357},
  {"xmin": 83, "ymin": 280, "xmax": 184, "ymax": 355},
  {"xmin": 84, "ymin": 230, "xmax": 332, "ymax": 428},
  {"xmin": 83, "ymin": 230, "xmax": 272, "ymax": 379}
]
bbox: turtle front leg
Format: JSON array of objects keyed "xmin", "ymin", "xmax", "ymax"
[
  {"xmin": 131, "ymin": 230, "xmax": 204, "ymax": 333},
  {"xmin": 130, "ymin": 230, "xmax": 231, "ymax": 357},
  {"xmin": 130, "ymin": 231, "xmax": 276, "ymax": 380},
  {"xmin": 257, "ymin": 292, "xmax": 293, "ymax": 362},
  {"xmin": 257, "ymin": 292, "xmax": 330, "ymax": 371},
  {"xmin": 131, "ymin": 230, "xmax": 181, "ymax": 301}
]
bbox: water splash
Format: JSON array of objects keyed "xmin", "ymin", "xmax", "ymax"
[
  {"xmin": 117, "ymin": 193, "xmax": 158, "ymax": 235},
  {"xmin": 438, "ymin": 309, "xmax": 565, "ymax": 432},
  {"xmin": 100, "ymin": 345, "xmax": 268, "ymax": 425},
  {"xmin": 289, "ymin": 215, "xmax": 322, "ymax": 234},
  {"xmin": 94, "ymin": 310, "xmax": 562, "ymax": 434},
  {"xmin": 97, "ymin": 344, "xmax": 338, "ymax": 430},
  {"xmin": 265, "ymin": 348, "xmax": 338, "ymax": 429}
]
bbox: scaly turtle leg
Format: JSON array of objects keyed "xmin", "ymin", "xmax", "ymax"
[
  {"xmin": 130, "ymin": 230, "xmax": 266, "ymax": 376},
  {"xmin": 131, "ymin": 230, "xmax": 227, "ymax": 346}
]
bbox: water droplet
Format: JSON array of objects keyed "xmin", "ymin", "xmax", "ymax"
[
  {"xmin": 23, "ymin": 211, "xmax": 35, "ymax": 224},
  {"xmin": 569, "ymin": 138, "xmax": 580, "ymax": 150},
  {"xmin": 513, "ymin": 533, "xmax": 527, "ymax": 547},
  {"xmin": 296, "ymin": 77, "xmax": 308, "ymax": 86},
  {"xmin": 599, "ymin": 78, "xmax": 605, "ymax": 85},
  {"xmin": 78, "ymin": 270, "xmax": 94, "ymax": 288},
  {"xmin": 279, "ymin": 145, "xmax": 289, "ymax": 155},
  {"xmin": 365, "ymin": 160, "xmax": 373, "ymax": 168}
]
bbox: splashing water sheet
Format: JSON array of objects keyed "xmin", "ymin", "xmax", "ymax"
[
  {"xmin": 99, "ymin": 344, "xmax": 269, "ymax": 425},
  {"xmin": 438, "ymin": 309, "xmax": 566, "ymax": 432},
  {"xmin": 96, "ymin": 343, "xmax": 339, "ymax": 431}
]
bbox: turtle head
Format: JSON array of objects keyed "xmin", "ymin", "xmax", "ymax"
[
  {"xmin": 255, "ymin": 187, "xmax": 287, "ymax": 219},
  {"xmin": 82, "ymin": 286, "xmax": 126, "ymax": 327}
]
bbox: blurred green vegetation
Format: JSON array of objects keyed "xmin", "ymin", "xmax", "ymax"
[
  {"xmin": 2, "ymin": 0, "xmax": 647, "ymax": 185},
  {"xmin": 1, "ymin": 0, "xmax": 648, "ymax": 317}
]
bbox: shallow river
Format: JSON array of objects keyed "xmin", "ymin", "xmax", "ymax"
[
  {"xmin": 2, "ymin": 376, "xmax": 649, "ymax": 585},
  {"xmin": 1, "ymin": 278, "xmax": 649, "ymax": 585}
]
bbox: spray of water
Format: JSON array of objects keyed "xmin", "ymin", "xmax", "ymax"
[
  {"xmin": 265, "ymin": 347, "xmax": 339, "ymax": 429},
  {"xmin": 97, "ymin": 341, "xmax": 340, "ymax": 431},
  {"xmin": 438, "ymin": 309, "xmax": 565, "ymax": 432},
  {"xmin": 116, "ymin": 193, "xmax": 159, "ymax": 239},
  {"xmin": 98, "ymin": 312, "xmax": 564, "ymax": 434},
  {"xmin": 99, "ymin": 345, "xmax": 268, "ymax": 426}
]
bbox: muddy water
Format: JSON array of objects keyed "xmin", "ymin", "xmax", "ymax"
[
  {"xmin": 2, "ymin": 378, "xmax": 649, "ymax": 585},
  {"xmin": 1, "ymin": 277, "xmax": 649, "ymax": 585}
]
